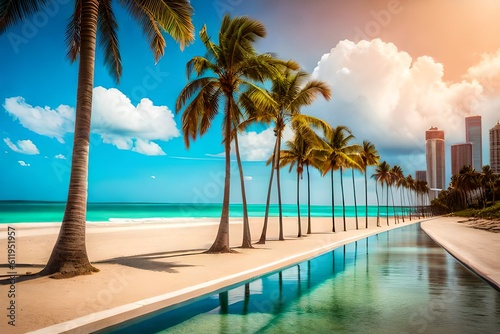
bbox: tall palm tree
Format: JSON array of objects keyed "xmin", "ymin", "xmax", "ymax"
[
  {"xmin": 405, "ymin": 174, "xmax": 415, "ymax": 220},
  {"xmin": 323, "ymin": 126, "xmax": 359, "ymax": 232},
  {"xmin": 278, "ymin": 119, "xmax": 330, "ymax": 237},
  {"xmin": 359, "ymin": 141, "xmax": 379, "ymax": 229},
  {"xmin": 372, "ymin": 161, "xmax": 391, "ymax": 226},
  {"xmin": 481, "ymin": 165, "xmax": 497, "ymax": 203},
  {"xmin": 176, "ymin": 15, "xmax": 284, "ymax": 252},
  {"xmin": 1, "ymin": 0, "xmax": 194, "ymax": 277},
  {"xmin": 391, "ymin": 165, "xmax": 404, "ymax": 224},
  {"xmin": 243, "ymin": 70, "xmax": 331, "ymax": 243}
]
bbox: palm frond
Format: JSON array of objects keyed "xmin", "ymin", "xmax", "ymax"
[
  {"xmin": 0, "ymin": 0, "xmax": 50, "ymax": 34},
  {"xmin": 186, "ymin": 56, "xmax": 218, "ymax": 79},
  {"xmin": 98, "ymin": 0, "xmax": 122, "ymax": 82},
  {"xmin": 176, "ymin": 77, "xmax": 217, "ymax": 113},
  {"xmin": 65, "ymin": 0, "xmax": 82, "ymax": 62}
]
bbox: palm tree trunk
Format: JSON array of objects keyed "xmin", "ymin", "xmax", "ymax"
[
  {"xmin": 406, "ymin": 188, "xmax": 412, "ymax": 221},
  {"xmin": 306, "ymin": 164, "xmax": 312, "ymax": 234},
  {"xmin": 390, "ymin": 186, "xmax": 397, "ymax": 224},
  {"xmin": 207, "ymin": 94, "xmax": 233, "ymax": 253},
  {"xmin": 42, "ymin": 0, "xmax": 100, "ymax": 277},
  {"xmin": 340, "ymin": 167, "xmax": 346, "ymax": 232},
  {"xmin": 352, "ymin": 169, "xmax": 359, "ymax": 230},
  {"xmin": 375, "ymin": 182, "xmax": 380, "ymax": 227},
  {"xmin": 296, "ymin": 170, "xmax": 302, "ymax": 237},
  {"xmin": 234, "ymin": 132, "xmax": 252, "ymax": 248},
  {"xmin": 331, "ymin": 169, "xmax": 336, "ymax": 232},
  {"xmin": 400, "ymin": 188, "xmax": 405, "ymax": 222},
  {"xmin": 257, "ymin": 139, "xmax": 277, "ymax": 244},
  {"xmin": 364, "ymin": 171, "xmax": 369, "ymax": 229},
  {"xmin": 276, "ymin": 133, "xmax": 284, "ymax": 241},
  {"xmin": 385, "ymin": 183, "xmax": 389, "ymax": 226}
]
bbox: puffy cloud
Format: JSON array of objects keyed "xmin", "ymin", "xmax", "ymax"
[
  {"xmin": 3, "ymin": 97, "xmax": 74, "ymax": 143},
  {"xmin": 236, "ymin": 126, "xmax": 294, "ymax": 161},
  {"xmin": 4, "ymin": 138, "xmax": 39, "ymax": 155},
  {"xmin": 3, "ymin": 87, "xmax": 180, "ymax": 156},
  {"xmin": 151, "ymin": 175, "xmax": 156, "ymax": 179},
  {"xmin": 311, "ymin": 39, "xmax": 486, "ymax": 152},
  {"xmin": 91, "ymin": 87, "xmax": 178, "ymax": 155},
  {"xmin": 18, "ymin": 160, "xmax": 30, "ymax": 167},
  {"xmin": 55, "ymin": 154, "xmax": 66, "ymax": 159},
  {"xmin": 244, "ymin": 176, "xmax": 253, "ymax": 181}
]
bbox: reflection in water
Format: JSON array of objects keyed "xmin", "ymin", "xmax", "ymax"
[{"xmin": 105, "ymin": 224, "xmax": 500, "ymax": 334}]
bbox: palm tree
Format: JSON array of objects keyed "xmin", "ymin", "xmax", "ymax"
[
  {"xmin": 372, "ymin": 161, "xmax": 391, "ymax": 226},
  {"xmin": 278, "ymin": 119, "xmax": 330, "ymax": 237},
  {"xmin": 243, "ymin": 70, "xmax": 331, "ymax": 243},
  {"xmin": 323, "ymin": 126, "xmax": 360, "ymax": 232},
  {"xmin": 391, "ymin": 165, "xmax": 404, "ymax": 224},
  {"xmin": 481, "ymin": 165, "xmax": 497, "ymax": 203},
  {"xmin": 359, "ymin": 141, "xmax": 379, "ymax": 229},
  {"xmin": 405, "ymin": 174, "xmax": 415, "ymax": 220},
  {"xmin": 1, "ymin": 1, "xmax": 194, "ymax": 277},
  {"xmin": 176, "ymin": 15, "xmax": 284, "ymax": 252}
]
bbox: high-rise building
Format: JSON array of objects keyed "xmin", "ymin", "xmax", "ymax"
[
  {"xmin": 415, "ymin": 170, "xmax": 427, "ymax": 182},
  {"xmin": 490, "ymin": 121, "xmax": 500, "ymax": 174},
  {"xmin": 451, "ymin": 143, "xmax": 472, "ymax": 176},
  {"xmin": 425, "ymin": 127, "xmax": 445, "ymax": 198},
  {"xmin": 465, "ymin": 115, "xmax": 482, "ymax": 170}
]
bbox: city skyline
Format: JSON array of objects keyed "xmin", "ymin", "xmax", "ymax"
[{"xmin": 2, "ymin": 1, "xmax": 500, "ymax": 204}]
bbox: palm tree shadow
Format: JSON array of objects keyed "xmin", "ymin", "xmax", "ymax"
[{"xmin": 95, "ymin": 249, "xmax": 206, "ymax": 273}]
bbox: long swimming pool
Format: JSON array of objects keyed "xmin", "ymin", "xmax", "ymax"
[{"xmin": 101, "ymin": 223, "xmax": 500, "ymax": 333}]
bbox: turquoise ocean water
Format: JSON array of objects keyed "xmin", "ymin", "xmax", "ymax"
[{"xmin": 0, "ymin": 201, "xmax": 406, "ymax": 223}]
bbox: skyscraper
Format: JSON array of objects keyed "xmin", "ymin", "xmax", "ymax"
[
  {"xmin": 490, "ymin": 121, "xmax": 500, "ymax": 174},
  {"xmin": 451, "ymin": 143, "xmax": 472, "ymax": 176},
  {"xmin": 425, "ymin": 127, "xmax": 445, "ymax": 198},
  {"xmin": 465, "ymin": 115, "xmax": 482, "ymax": 170}
]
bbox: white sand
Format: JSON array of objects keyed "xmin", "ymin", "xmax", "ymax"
[{"xmin": 0, "ymin": 214, "xmax": 466, "ymax": 333}]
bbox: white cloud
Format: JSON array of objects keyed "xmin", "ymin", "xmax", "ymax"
[
  {"xmin": 91, "ymin": 87, "xmax": 178, "ymax": 155},
  {"xmin": 3, "ymin": 138, "xmax": 40, "ymax": 155},
  {"xmin": 151, "ymin": 175, "xmax": 156, "ymax": 179},
  {"xmin": 3, "ymin": 97, "xmax": 74, "ymax": 143},
  {"xmin": 311, "ymin": 39, "xmax": 487, "ymax": 152},
  {"xmin": 244, "ymin": 176, "xmax": 253, "ymax": 181},
  {"xmin": 55, "ymin": 154, "xmax": 66, "ymax": 159},
  {"xmin": 236, "ymin": 126, "xmax": 294, "ymax": 161},
  {"xmin": 3, "ymin": 87, "xmax": 180, "ymax": 156},
  {"xmin": 18, "ymin": 160, "xmax": 30, "ymax": 167}
]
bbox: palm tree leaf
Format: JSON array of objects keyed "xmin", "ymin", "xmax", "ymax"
[
  {"xmin": 64, "ymin": 0, "xmax": 82, "ymax": 62},
  {"xmin": 0, "ymin": 0, "xmax": 51, "ymax": 34},
  {"xmin": 186, "ymin": 56, "xmax": 218, "ymax": 79},
  {"xmin": 176, "ymin": 77, "xmax": 216, "ymax": 113},
  {"xmin": 98, "ymin": 0, "xmax": 122, "ymax": 82}
]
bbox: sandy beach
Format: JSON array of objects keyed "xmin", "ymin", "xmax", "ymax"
[{"xmin": 0, "ymin": 215, "xmax": 498, "ymax": 333}]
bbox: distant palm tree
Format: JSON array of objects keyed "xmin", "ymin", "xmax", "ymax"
[
  {"xmin": 373, "ymin": 161, "xmax": 391, "ymax": 226},
  {"xmin": 323, "ymin": 126, "xmax": 359, "ymax": 232},
  {"xmin": 391, "ymin": 165, "xmax": 404, "ymax": 224},
  {"xmin": 176, "ymin": 15, "xmax": 282, "ymax": 252},
  {"xmin": 481, "ymin": 165, "xmax": 497, "ymax": 203},
  {"xmin": 243, "ymin": 70, "xmax": 331, "ymax": 243},
  {"xmin": 405, "ymin": 174, "xmax": 415, "ymax": 220},
  {"xmin": 359, "ymin": 141, "xmax": 380, "ymax": 229},
  {"xmin": 348, "ymin": 150, "xmax": 363, "ymax": 230},
  {"xmin": 278, "ymin": 119, "xmax": 330, "ymax": 237},
  {"xmin": 1, "ymin": 0, "xmax": 194, "ymax": 277}
]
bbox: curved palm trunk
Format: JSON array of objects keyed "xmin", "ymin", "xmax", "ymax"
[
  {"xmin": 306, "ymin": 164, "xmax": 312, "ymax": 234},
  {"xmin": 296, "ymin": 170, "xmax": 302, "ymax": 237},
  {"xmin": 364, "ymin": 171, "xmax": 369, "ymax": 229},
  {"xmin": 207, "ymin": 94, "xmax": 233, "ymax": 253},
  {"xmin": 257, "ymin": 140, "xmax": 277, "ymax": 244},
  {"xmin": 276, "ymin": 134, "xmax": 284, "ymax": 241},
  {"xmin": 351, "ymin": 169, "xmax": 359, "ymax": 230},
  {"xmin": 234, "ymin": 133, "xmax": 252, "ymax": 248},
  {"xmin": 42, "ymin": 0, "xmax": 100, "ymax": 278},
  {"xmin": 331, "ymin": 169, "xmax": 336, "ymax": 232},
  {"xmin": 340, "ymin": 167, "xmax": 346, "ymax": 232},
  {"xmin": 375, "ymin": 182, "xmax": 380, "ymax": 227}
]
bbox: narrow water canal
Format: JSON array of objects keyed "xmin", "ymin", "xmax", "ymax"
[{"xmin": 103, "ymin": 223, "xmax": 500, "ymax": 333}]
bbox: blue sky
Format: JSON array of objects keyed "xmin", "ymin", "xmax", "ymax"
[{"xmin": 1, "ymin": 0, "xmax": 500, "ymax": 205}]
